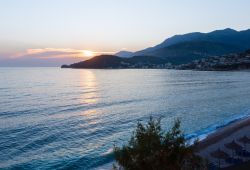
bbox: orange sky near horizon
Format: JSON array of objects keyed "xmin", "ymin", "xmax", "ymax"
[{"xmin": 10, "ymin": 48, "xmax": 115, "ymax": 59}]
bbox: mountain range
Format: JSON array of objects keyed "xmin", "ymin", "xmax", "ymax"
[
  {"xmin": 118, "ymin": 28, "xmax": 250, "ymax": 61},
  {"xmin": 63, "ymin": 28, "xmax": 250, "ymax": 68}
]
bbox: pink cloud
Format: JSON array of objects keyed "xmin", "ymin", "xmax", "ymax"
[
  {"xmin": 0, "ymin": 48, "xmax": 116, "ymax": 66},
  {"xmin": 12, "ymin": 48, "xmax": 115, "ymax": 59}
]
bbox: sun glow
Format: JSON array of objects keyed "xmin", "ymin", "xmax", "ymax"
[
  {"xmin": 82, "ymin": 50, "xmax": 94, "ymax": 57},
  {"xmin": 11, "ymin": 48, "xmax": 115, "ymax": 59}
]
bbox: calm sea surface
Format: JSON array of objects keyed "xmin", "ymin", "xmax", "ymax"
[{"xmin": 1, "ymin": 68, "xmax": 250, "ymax": 169}]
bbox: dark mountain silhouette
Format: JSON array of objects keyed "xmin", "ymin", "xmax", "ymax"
[
  {"xmin": 63, "ymin": 55, "xmax": 123, "ymax": 68},
  {"xmin": 61, "ymin": 55, "xmax": 168, "ymax": 69},
  {"xmin": 146, "ymin": 41, "xmax": 243, "ymax": 64},
  {"xmin": 132, "ymin": 28, "xmax": 250, "ymax": 57}
]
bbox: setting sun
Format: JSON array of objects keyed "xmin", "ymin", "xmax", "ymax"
[{"xmin": 82, "ymin": 50, "xmax": 94, "ymax": 57}]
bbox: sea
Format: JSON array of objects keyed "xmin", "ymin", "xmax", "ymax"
[{"xmin": 1, "ymin": 68, "xmax": 250, "ymax": 169}]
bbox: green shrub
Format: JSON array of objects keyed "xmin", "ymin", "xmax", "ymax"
[{"xmin": 114, "ymin": 117, "xmax": 204, "ymax": 170}]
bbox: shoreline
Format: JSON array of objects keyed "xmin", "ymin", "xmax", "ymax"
[
  {"xmin": 197, "ymin": 116, "xmax": 250, "ymax": 151},
  {"xmin": 196, "ymin": 116, "xmax": 250, "ymax": 168}
]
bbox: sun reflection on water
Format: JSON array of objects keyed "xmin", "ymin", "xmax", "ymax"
[
  {"xmin": 80, "ymin": 70, "xmax": 98, "ymax": 105},
  {"xmin": 79, "ymin": 70, "xmax": 100, "ymax": 120},
  {"xmin": 80, "ymin": 109, "xmax": 98, "ymax": 117}
]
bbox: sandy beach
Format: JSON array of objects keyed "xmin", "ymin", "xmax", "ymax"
[{"xmin": 197, "ymin": 117, "xmax": 250, "ymax": 169}]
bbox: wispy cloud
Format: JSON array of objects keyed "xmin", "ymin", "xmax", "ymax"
[
  {"xmin": 0, "ymin": 48, "xmax": 116, "ymax": 66},
  {"xmin": 12, "ymin": 48, "xmax": 115, "ymax": 59}
]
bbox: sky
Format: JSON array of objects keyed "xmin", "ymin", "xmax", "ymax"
[{"xmin": 0, "ymin": 0, "xmax": 250, "ymax": 66}]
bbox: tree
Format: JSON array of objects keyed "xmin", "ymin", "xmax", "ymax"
[{"xmin": 114, "ymin": 117, "xmax": 205, "ymax": 170}]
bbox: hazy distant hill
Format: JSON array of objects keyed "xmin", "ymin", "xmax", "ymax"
[{"xmin": 115, "ymin": 51, "xmax": 134, "ymax": 58}]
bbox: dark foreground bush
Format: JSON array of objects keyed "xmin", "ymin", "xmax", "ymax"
[{"xmin": 114, "ymin": 117, "xmax": 205, "ymax": 170}]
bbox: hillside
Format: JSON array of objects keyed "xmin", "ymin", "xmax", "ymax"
[
  {"xmin": 146, "ymin": 41, "xmax": 243, "ymax": 64},
  {"xmin": 177, "ymin": 49, "xmax": 250, "ymax": 71},
  {"xmin": 132, "ymin": 28, "xmax": 250, "ymax": 57},
  {"xmin": 61, "ymin": 55, "xmax": 170, "ymax": 69}
]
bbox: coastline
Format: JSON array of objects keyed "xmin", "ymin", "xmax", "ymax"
[
  {"xmin": 196, "ymin": 116, "xmax": 250, "ymax": 168},
  {"xmin": 197, "ymin": 116, "xmax": 250, "ymax": 151}
]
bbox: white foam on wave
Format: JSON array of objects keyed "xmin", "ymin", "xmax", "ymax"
[
  {"xmin": 101, "ymin": 148, "xmax": 113, "ymax": 156},
  {"xmin": 186, "ymin": 108, "xmax": 250, "ymax": 144}
]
